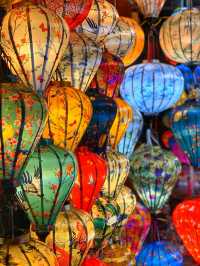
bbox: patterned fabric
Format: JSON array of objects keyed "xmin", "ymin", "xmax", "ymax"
[{"xmin": 132, "ymin": 0, "xmax": 166, "ymax": 17}]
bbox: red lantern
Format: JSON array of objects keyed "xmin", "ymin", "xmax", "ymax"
[
  {"xmin": 70, "ymin": 147, "xmax": 107, "ymax": 212},
  {"xmin": 83, "ymin": 256, "xmax": 108, "ymax": 266}
]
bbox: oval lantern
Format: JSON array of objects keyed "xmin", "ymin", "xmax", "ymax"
[
  {"xmin": 118, "ymin": 107, "xmax": 143, "ymax": 158},
  {"xmin": 0, "ymin": 3, "xmax": 69, "ymax": 95},
  {"xmin": 16, "ymin": 141, "xmax": 78, "ymax": 240},
  {"xmin": 136, "ymin": 241, "xmax": 183, "ymax": 266},
  {"xmin": 42, "ymin": 82, "xmax": 93, "ymax": 152},
  {"xmin": 75, "ymin": 0, "xmax": 119, "ymax": 43},
  {"xmin": 46, "ymin": 205, "xmax": 95, "ymax": 266},
  {"xmin": 131, "ymin": 0, "xmax": 166, "ymax": 18},
  {"xmin": 194, "ymin": 65, "xmax": 200, "ymax": 84},
  {"xmin": 83, "ymin": 256, "xmax": 108, "ymax": 266},
  {"xmin": 176, "ymin": 64, "xmax": 196, "ymax": 93},
  {"xmin": 70, "ymin": 147, "xmax": 107, "ymax": 213},
  {"xmin": 55, "ymin": 31, "xmax": 102, "ymax": 92},
  {"xmin": 120, "ymin": 60, "xmax": 184, "ymax": 115},
  {"xmin": 160, "ymin": 8, "xmax": 200, "ymax": 64},
  {"xmin": 0, "ymin": 83, "xmax": 47, "ymax": 187},
  {"xmin": 129, "ymin": 144, "xmax": 182, "ymax": 213},
  {"xmin": 90, "ymin": 51, "xmax": 125, "ymax": 98}
]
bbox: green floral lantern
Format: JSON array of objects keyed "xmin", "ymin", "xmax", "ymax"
[
  {"xmin": 16, "ymin": 140, "xmax": 78, "ymax": 240},
  {"xmin": 129, "ymin": 144, "xmax": 181, "ymax": 213}
]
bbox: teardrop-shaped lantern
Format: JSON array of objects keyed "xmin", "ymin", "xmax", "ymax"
[
  {"xmin": 0, "ymin": 83, "xmax": 47, "ymax": 186},
  {"xmin": 70, "ymin": 147, "xmax": 107, "ymax": 213},
  {"xmin": 75, "ymin": 0, "xmax": 119, "ymax": 43},
  {"xmin": 118, "ymin": 107, "xmax": 143, "ymax": 158},
  {"xmin": 90, "ymin": 52, "xmax": 125, "ymax": 98},
  {"xmin": 43, "ymin": 82, "xmax": 93, "ymax": 152},
  {"xmin": 55, "ymin": 32, "xmax": 102, "ymax": 92},
  {"xmin": 0, "ymin": 3, "xmax": 69, "ymax": 95},
  {"xmin": 131, "ymin": 0, "xmax": 166, "ymax": 18},
  {"xmin": 16, "ymin": 141, "xmax": 78, "ymax": 239},
  {"xmin": 120, "ymin": 60, "xmax": 184, "ymax": 115},
  {"xmin": 160, "ymin": 8, "xmax": 200, "ymax": 64},
  {"xmin": 100, "ymin": 151, "xmax": 130, "ymax": 199},
  {"xmin": 129, "ymin": 144, "xmax": 182, "ymax": 213}
]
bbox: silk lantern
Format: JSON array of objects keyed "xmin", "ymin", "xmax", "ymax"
[
  {"xmin": 0, "ymin": 3, "xmax": 69, "ymax": 95},
  {"xmin": 120, "ymin": 60, "xmax": 184, "ymax": 115},
  {"xmin": 160, "ymin": 8, "xmax": 200, "ymax": 64},
  {"xmin": 118, "ymin": 107, "xmax": 143, "ymax": 158},
  {"xmin": 16, "ymin": 141, "xmax": 77, "ymax": 240},
  {"xmin": 90, "ymin": 52, "xmax": 125, "ymax": 98},
  {"xmin": 43, "ymin": 82, "xmax": 93, "ymax": 152},
  {"xmin": 83, "ymin": 256, "xmax": 108, "ymax": 266},
  {"xmin": 176, "ymin": 64, "xmax": 197, "ymax": 93},
  {"xmin": 130, "ymin": 0, "xmax": 166, "ymax": 18},
  {"xmin": 46, "ymin": 205, "xmax": 95, "ymax": 266},
  {"xmin": 76, "ymin": 0, "xmax": 118, "ymax": 43},
  {"xmin": 55, "ymin": 31, "xmax": 102, "ymax": 92},
  {"xmin": 70, "ymin": 147, "xmax": 107, "ymax": 213},
  {"xmin": 129, "ymin": 144, "xmax": 182, "ymax": 213},
  {"xmin": 136, "ymin": 241, "xmax": 183, "ymax": 266},
  {"xmin": 0, "ymin": 83, "xmax": 47, "ymax": 187}
]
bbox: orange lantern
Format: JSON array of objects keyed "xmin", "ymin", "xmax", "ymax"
[{"xmin": 83, "ymin": 256, "xmax": 108, "ymax": 266}]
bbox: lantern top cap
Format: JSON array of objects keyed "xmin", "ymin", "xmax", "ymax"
[{"xmin": 142, "ymin": 59, "xmax": 160, "ymax": 64}]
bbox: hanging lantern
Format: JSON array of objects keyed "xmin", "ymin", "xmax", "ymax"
[
  {"xmin": 120, "ymin": 60, "xmax": 184, "ymax": 115},
  {"xmin": 160, "ymin": 8, "xmax": 200, "ymax": 64},
  {"xmin": 121, "ymin": 202, "xmax": 151, "ymax": 256},
  {"xmin": 83, "ymin": 256, "xmax": 108, "ymax": 266},
  {"xmin": 118, "ymin": 107, "xmax": 143, "ymax": 158},
  {"xmin": 136, "ymin": 241, "xmax": 183, "ymax": 266},
  {"xmin": 46, "ymin": 205, "xmax": 95, "ymax": 266},
  {"xmin": 16, "ymin": 140, "xmax": 78, "ymax": 240},
  {"xmin": 70, "ymin": 147, "xmax": 107, "ymax": 213},
  {"xmin": 42, "ymin": 82, "xmax": 93, "ymax": 152},
  {"xmin": 129, "ymin": 144, "xmax": 182, "ymax": 213},
  {"xmin": 100, "ymin": 151, "xmax": 130, "ymax": 199},
  {"xmin": 176, "ymin": 64, "xmax": 196, "ymax": 93},
  {"xmin": 90, "ymin": 52, "xmax": 125, "ymax": 98},
  {"xmin": 0, "ymin": 83, "xmax": 47, "ymax": 187},
  {"xmin": 75, "ymin": 0, "xmax": 118, "ymax": 43},
  {"xmin": 194, "ymin": 65, "xmax": 200, "ymax": 84},
  {"xmin": 131, "ymin": 0, "xmax": 166, "ymax": 18},
  {"xmin": 0, "ymin": 3, "xmax": 69, "ymax": 95}
]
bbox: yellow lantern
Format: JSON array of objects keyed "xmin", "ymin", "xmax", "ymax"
[
  {"xmin": 133, "ymin": 0, "xmax": 166, "ymax": 18},
  {"xmin": 43, "ymin": 82, "xmax": 93, "ymax": 152},
  {"xmin": 0, "ymin": 2, "xmax": 69, "ymax": 94}
]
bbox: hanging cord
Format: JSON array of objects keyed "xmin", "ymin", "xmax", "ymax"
[{"xmin": 146, "ymin": 128, "xmax": 160, "ymax": 146}]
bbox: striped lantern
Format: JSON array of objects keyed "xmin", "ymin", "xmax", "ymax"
[
  {"xmin": 43, "ymin": 82, "xmax": 93, "ymax": 152},
  {"xmin": 55, "ymin": 32, "xmax": 102, "ymax": 92},
  {"xmin": 0, "ymin": 3, "xmax": 69, "ymax": 95},
  {"xmin": 160, "ymin": 8, "xmax": 200, "ymax": 64},
  {"xmin": 131, "ymin": 0, "xmax": 166, "ymax": 18}
]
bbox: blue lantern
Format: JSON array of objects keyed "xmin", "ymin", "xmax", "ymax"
[
  {"xmin": 120, "ymin": 60, "xmax": 184, "ymax": 115},
  {"xmin": 118, "ymin": 107, "xmax": 143, "ymax": 158},
  {"xmin": 136, "ymin": 241, "xmax": 183, "ymax": 266},
  {"xmin": 194, "ymin": 66, "xmax": 200, "ymax": 85}
]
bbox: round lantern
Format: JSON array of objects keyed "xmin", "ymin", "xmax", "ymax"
[
  {"xmin": 0, "ymin": 3, "xmax": 69, "ymax": 95},
  {"xmin": 42, "ymin": 82, "xmax": 93, "ymax": 152},
  {"xmin": 194, "ymin": 65, "xmax": 200, "ymax": 84},
  {"xmin": 16, "ymin": 141, "xmax": 78, "ymax": 239},
  {"xmin": 129, "ymin": 144, "xmax": 182, "ymax": 213},
  {"xmin": 160, "ymin": 8, "xmax": 200, "ymax": 64},
  {"xmin": 120, "ymin": 60, "xmax": 184, "ymax": 115},
  {"xmin": 46, "ymin": 205, "xmax": 95, "ymax": 266},
  {"xmin": 70, "ymin": 147, "xmax": 107, "ymax": 213},
  {"xmin": 0, "ymin": 83, "xmax": 47, "ymax": 187},
  {"xmin": 75, "ymin": 0, "xmax": 118, "ymax": 43},
  {"xmin": 118, "ymin": 107, "xmax": 143, "ymax": 158},
  {"xmin": 136, "ymin": 241, "xmax": 183, "ymax": 266},
  {"xmin": 55, "ymin": 32, "xmax": 102, "ymax": 92},
  {"xmin": 100, "ymin": 151, "xmax": 130, "ymax": 199},
  {"xmin": 83, "ymin": 256, "xmax": 108, "ymax": 266},
  {"xmin": 176, "ymin": 64, "xmax": 196, "ymax": 93},
  {"xmin": 131, "ymin": 0, "xmax": 166, "ymax": 18},
  {"xmin": 90, "ymin": 52, "xmax": 125, "ymax": 98}
]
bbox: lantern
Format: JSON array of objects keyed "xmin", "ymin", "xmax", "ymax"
[
  {"xmin": 129, "ymin": 144, "xmax": 182, "ymax": 213},
  {"xmin": 100, "ymin": 151, "xmax": 130, "ymax": 199},
  {"xmin": 160, "ymin": 8, "xmax": 200, "ymax": 64},
  {"xmin": 120, "ymin": 60, "xmax": 184, "ymax": 115},
  {"xmin": 136, "ymin": 241, "xmax": 183, "ymax": 266},
  {"xmin": 46, "ymin": 205, "xmax": 95, "ymax": 266},
  {"xmin": 194, "ymin": 65, "xmax": 200, "ymax": 84},
  {"xmin": 131, "ymin": 0, "xmax": 166, "ymax": 18},
  {"xmin": 75, "ymin": 0, "xmax": 118, "ymax": 43},
  {"xmin": 0, "ymin": 3, "xmax": 69, "ymax": 95},
  {"xmin": 0, "ymin": 83, "xmax": 47, "ymax": 186},
  {"xmin": 118, "ymin": 107, "xmax": 143, "ymax": 158},
  {"xmin": 83, "ymin": 256, "xmax": 108, "ymax": 266},
  {"xmin": 121, "ymin": 202, "xmax": 151, "ymax": 256},
  {"xmin": 16, "ymin": 140, "xmax": 78, "ymax": 239},
  {"xmin": 90, "ymin": 52, "xmax": 125, "ymax": 98},
  {"xmin": 176, "ymin": 64, "xmax": 196, "ymax": 93},
  {"xmin": 42, "ymin": 82, "xmax": 93, "ymax": 152},
  {"xmin": 70, "ymin": 147, "xmax": 107, "ymax": 213}
]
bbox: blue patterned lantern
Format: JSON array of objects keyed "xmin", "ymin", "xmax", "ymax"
[
  {"xmin": 136, "ymin": 241, "xmax": 183, "ymax": 266},
  {"xmin": 194, "ymin": 66, "xmax": 200, "ymax": 85},
  {"xmin": 120, "ymin": 60, "xmax": 184, "ymax": 115}
]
